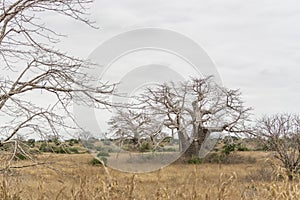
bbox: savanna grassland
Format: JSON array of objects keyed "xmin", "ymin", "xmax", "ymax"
[{"xmin": 1, "ymin": 151, "xmax": 300, "ymax": 200}]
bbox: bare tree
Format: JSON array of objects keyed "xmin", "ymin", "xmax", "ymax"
[
  {"xmin": 108, "ymin": 108, "xmax": 167, "ymax": 151},
  {"xmin": 110, "ymin": 76, "xmax": 252, "ymax": 159},
  {"xmin": 254, "ymin": 113, "xmax": 300, "ymax": 180},
  {"xmin": 0, "ymin": 0, "xmax": 115, "ymax": 163}
]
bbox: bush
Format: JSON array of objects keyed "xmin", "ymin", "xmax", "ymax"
[
  {"xmin": 57, "ymin": 146, "xmax": 72, "ymax": 154},
  {"xmin": 97, "ymin": 151, "xmax": 110, "ymax": 157},
  {"xmin": 236, "ymin": 143, "xmax": 249, "ymax": 151},
  {"xmin": 222, "ymin": 144, "xmax": 236, "ymax": 155},
  {"xmin": 68, "ymin": 147, "xmax": 79, "ymax": 154},
  {"xmin": 201, "ymin": 152, "xmax": 257, "ymax": 164},
  {"xmin": 188, "ymin": 157, "xmax": 202, "ymax": 164},
  {"xmin": 0, "ymin": 143, "xmax": 11, "ymax": 151},
  {"xmin": 39, "ymin": 143, "xmax": 80, "ymax": 154},
  {"xmin": 99, "ymin": 156, "xmax": 108, "ymax": 165},
  {"xmin": 203, "ymin": 153, "xmax": 223, "ymax": 163},
  {"xmin": 89, "ymin": 157, "xmax": 107, "ymax": 166},
  {"xmin": 27, "ymin": 139, "xmax": 35, "ymax": 148},
  {"xmin": 14, "ymin": 153, "xmax": 27, "ymax": 160},
  {"xmin": 188, "ymin": 153, "xmax": 256, "ymax": 164},
  {"xmin": 140, "ymin": 142, "xmax": 151, "ymax": 152},
  {"xmin": 39, "ymin": 143, "xmax": 52, "ymax": 152},
  {"xmin": 28, "ymin": 148, "xmax": 40, "ymax": 154},
  {"xmin": 89, "ymin": 158, "xmax": 102, "ymax": 166},
  {"xmin": 67, "ymin": 139, "xmax": 79, "ymax": 146}
]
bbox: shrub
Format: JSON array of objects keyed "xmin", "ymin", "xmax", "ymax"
[
  {"xmin": 27, "ymin": 139, "xmax": 35, "ymax": 148},
  {"xmin": 222, "ymin": 144, "xmax": 236, "ymax": 155},
  {"xmin": 99, "ymin": 156, "xmax": 108, "ymax": 165},
  {"xmin": 188, "ymin": 157, "xmax": 202, "ymax": 164},
  {"xmin": 67, "ymin": 139, "xmax": 79, "ymax": 146},
  {"xmin": 39, "ymin": 143, "xmax": 52, "ymax": 152},
  {"xmin": 68, "ymin": 147, "xmax": 79, "ymax": 154},
  {"xmin": 14, "ymin": 153, "xmax": 27, "ymax": 160},
  {"xmin": 0, "ymin": 143, "xmax": 11, "ymax": 151},
  {"xmin": 89, "ymin": 158, "xmax": 102, "ymax": 166},
  {"xmin": 28, "ymin": 148, "xmax": 40, "ymax": 154},
  {"xmin": 89, "ymin": 157, "xmax": 107, "ymax": 166},
  {"xmin": 236, "ymin": 143, "xmax": 249, "ymax": 151},
  {"xmin": 202, "ymin": 152, "xmax": 257, "ymax": 164},
  {"xmin": 97, "ymin": 151, "xmax": 110, "ymax": 157},
  {"xmin": 203, "ymin": 152, "xmax": 223, "ymax": 163},
  {"xmin": 39, "ymin": 143, "xmax": 79, "ymax": 154},
  {"xmin": 140, "ymin": 142, "xmax": 151, "ymax": 152},
  {"xmin": 54, "ymin": 146, "xmax": 71, "ymax": 154}
]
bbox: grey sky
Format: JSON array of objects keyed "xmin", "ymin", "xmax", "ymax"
[{"xmin": 47, "ymin": 0, "xmax": 300, "ymax": 118}]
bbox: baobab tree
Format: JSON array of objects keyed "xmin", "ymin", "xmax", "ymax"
[
  {"xmin": 0, "ymin": 0, "xmax": 115, "ymax": 163},
  {"xmin": 253, "ymin": 113, "xmax": 300, "ymax": 180},
  {"xmin": 110, "ymin": 76, "xmax": 252, "ymax": 159},
  {"xmin": 108, "ymin": 108, "xmax": 167, "ymax": 151}
]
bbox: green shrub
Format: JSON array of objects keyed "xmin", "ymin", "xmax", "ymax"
[
  {"xmin": 97, "ymin": 151, "xmax": 110, "ymax": 157},
  {"xmin": 99, "ymin": 156, "xmax": 108, "ymax": 165},
  {"xmin": 39, "ymin": 143, "xmax": 77, "ymax": 154},
  {"xmin": 89, "ymin": 158, "xmax": 101, "ymax": 166},
  {"xmin": 222, "ymin": 144, "xmax": 236, "ymax": 155},
  {"xmin": 201, "ymin": 152, "xmax": 257, "ymax": 164},
  {"xmin": 255, "ymin": 144, "xmax": 270, "ymax": 151},
  {"xmin": 27, "ymin": 139, "xmax": 35, "ymax": 148},
  {"xmin": 54, "ymin": 146, "xmax": 71, "ymax": 154},
  {"xmin": 89, "ymin": 157, "xmax": 107, "ymax": 166},
  {"xmin": 68, "ymin": 147, "xmax": 79, "ymax": 154},
  {"xmin": 140, "ymin": 142, "xmax": 151, "ymax": 152},
  {"xmin": 67, "ymin": 139, "xmax": 79, "ymax": 146},
  {"xmin": 188, "ymin": 157, "xmax": 202, "ymax": 164},
  {"xmin": 39, "ymin": 143, "xmax": 52, "ymax": 152},
  {"xmin": 28, "ymin": 148, "xmax": 40, "ymax": 154},
  {"xmin": 236, "ymin": 143, "xmax": 249, "ymax": 151},
  {"xmin": 14, "ymin": 153, "xmax": 27, "ymax": 160},
  {"xmin": 0, "ymin": 143, "xmax": 11, "ymax": 151}
]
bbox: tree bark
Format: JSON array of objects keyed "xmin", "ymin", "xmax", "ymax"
[
  {"xmin": 181, "ymin": 127, "xmax": 209, "ymax": 160},
  {"xmin": 178, "ymin": 130, "xmax": 189, "ymax": 152}
]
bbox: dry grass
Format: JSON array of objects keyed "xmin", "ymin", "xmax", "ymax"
[{"xmin": 1, "ymin": 152, "xmax": 300, "ymax": 199}]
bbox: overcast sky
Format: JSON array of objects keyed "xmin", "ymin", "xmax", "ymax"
[{"xmin": 45, "ymin": 0, "xmax": 300, "ymax": 118}]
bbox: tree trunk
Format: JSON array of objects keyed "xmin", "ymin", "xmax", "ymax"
[
  {"xmin": 178, "ymin": 130, "xmax": 189, "ymax": 152},
  {"xmin": 181, "ymin": 126, "xmax": 209, "ymax": 160}
]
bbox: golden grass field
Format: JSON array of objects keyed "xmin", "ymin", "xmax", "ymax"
[{"xmin": 1, "ymin": 151, "xmax": 300, "ymax": 200}]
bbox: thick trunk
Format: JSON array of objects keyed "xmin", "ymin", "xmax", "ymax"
[
  {"xmin": 178, "ymin": 130, "xmax": 189, "ymax": 152},
  {"xmin": 181, "ymin": 126, "xmax": 209, "ymax": 160},
  {"xmin": 180, "ymin": 101, "xmax": 209, "ymax": 159}
]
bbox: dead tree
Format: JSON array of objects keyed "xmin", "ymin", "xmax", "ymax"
[
  {"xmin": 0, "ymin": 0, "xmax": 115, "ymax": 163},
  {"xmin": 254, "ymin": 113, "xmax": 300, "ymax": 180},
  {"xmin": 108, "ymin": 108, "xmax": 167, "ymax": 151}
]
